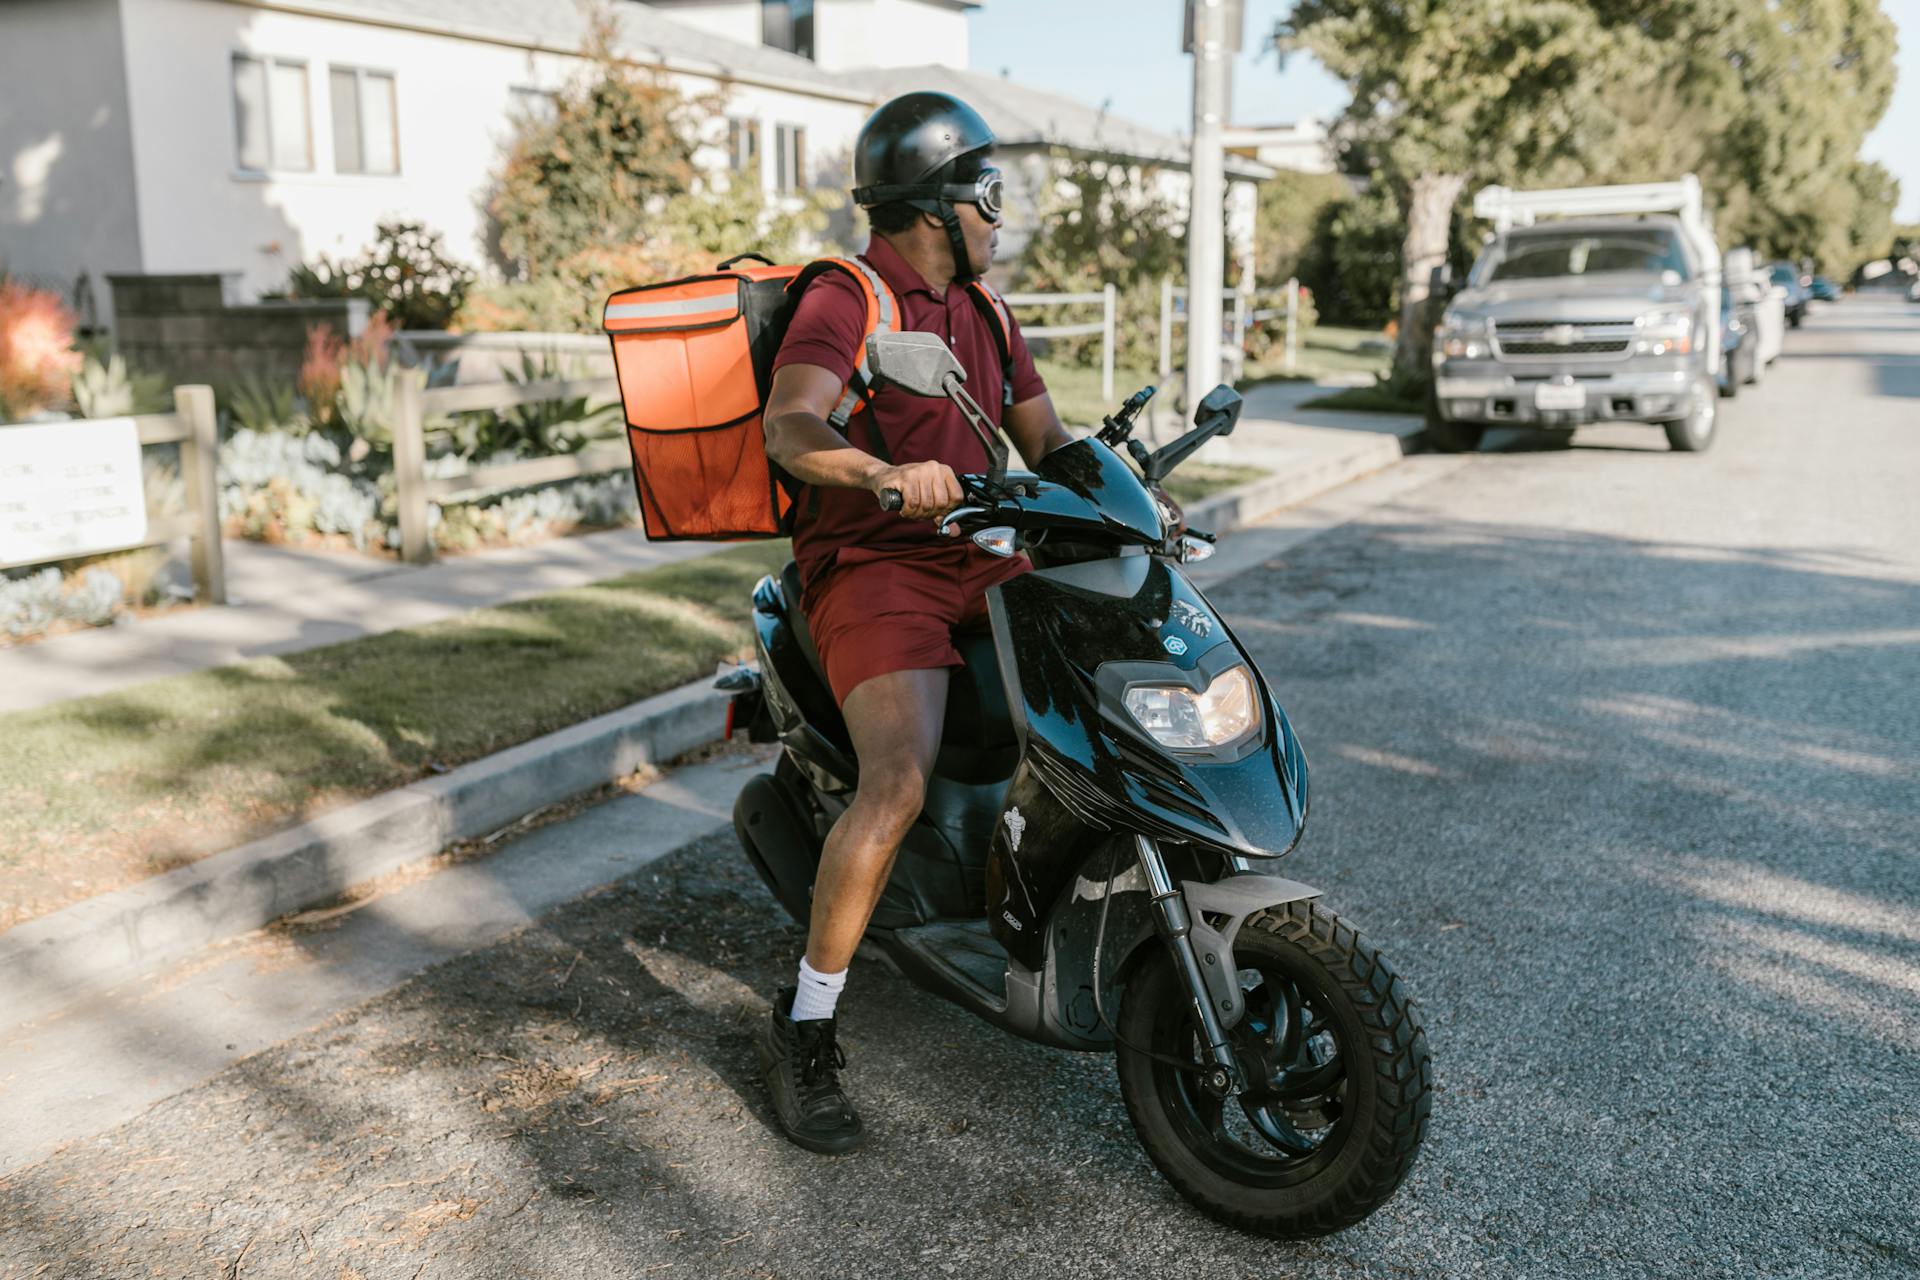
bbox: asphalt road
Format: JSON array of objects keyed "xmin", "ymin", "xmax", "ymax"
[{"xmin": 4, "ymin": 297, "xmax": 1917, "ymax": 1279}]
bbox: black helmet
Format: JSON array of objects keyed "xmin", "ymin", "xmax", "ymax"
[{"xmin": 853, "ymin": 92, "xmax": 1001, "ymax": 281}]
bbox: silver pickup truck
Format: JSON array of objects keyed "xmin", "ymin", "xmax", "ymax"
[{"xmin": 1429, "ymin": 179, "xmax": 1722, "ymax": 454}]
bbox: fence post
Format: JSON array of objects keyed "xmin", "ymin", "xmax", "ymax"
[
  {"xmin": 1285, "ymin": 277, "xmax": 1299, "ymax": 375},
  {"xmin": 173, "ymin": 383, "xmax": 227, "ymax": 605},
  {"xmin": 1101, "ymin": 282, "xmax": 1117, "ymax": 405},
  {"xmin": 392, "ymin": 370, "xmax": 432, "ymax": 565},
  {"xmin": 1232, "ymin": 287, "xmax": 1249, "ymax": 364}
]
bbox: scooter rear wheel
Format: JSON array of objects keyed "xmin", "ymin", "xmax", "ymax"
[{"xmin": 1115, "ymin": 900, "xmax": 1430, "ymax": 1238}]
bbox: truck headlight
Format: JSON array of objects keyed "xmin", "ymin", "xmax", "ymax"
[
  {"xmin": 1635, "ymin": 308, "xmax": 1693, "ymax": 355},
  {"xmin": 1123, "ymin": 665, "xmax": 1260, "ymax": 750},
  {"xmin": 1437, "ymin": 311, "xmax": 1490, "ymax": 361}
]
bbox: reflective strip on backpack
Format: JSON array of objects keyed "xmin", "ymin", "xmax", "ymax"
[
  {"xmin": 827, "ymin": 256, "xmax": 896, "ymax": 430},
  {"xmin": 970, "ymin": 282, "xmax": 1017, "ymax": 406},
  {"xmin": 604, "ymin": 286, "xmax": 739, "ymax": 324}
]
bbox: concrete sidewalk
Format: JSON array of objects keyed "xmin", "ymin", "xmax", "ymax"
[{"xmin": 0, "ymin": 390, "xmax": 1419, "ymax": 715}]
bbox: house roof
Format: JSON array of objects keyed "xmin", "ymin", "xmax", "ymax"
[
  {"xmin": 240, "ymin": 0, "xmax": 870, "ymax": 102},
  {"xmin": 840, "ymin": 64, "xmax": 1272, "ymax": 179}
]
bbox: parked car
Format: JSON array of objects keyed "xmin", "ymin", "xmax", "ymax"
[
  {"xmin": 1431, "ymin": 176, "xmax": 1724, "ymax": 453},
  {"xmin": 1769, "ymin": 263, "xmax": 1810, "ymax": 327},
  {"xmin": 1808, "ymin": 276, "xmax": 1842, "ymax": 302},
  {"xmin": 1725, "ymin": 247, "xmax": 1784, "ymax": 384},
  {"xmin": 1717, "ymin": 284, "xmax": 1751, "ymax": 399}
]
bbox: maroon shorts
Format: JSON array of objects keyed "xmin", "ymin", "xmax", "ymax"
[{"xmin": 803, "ymin": 542, "xmax": 1031, "ymax": 705}]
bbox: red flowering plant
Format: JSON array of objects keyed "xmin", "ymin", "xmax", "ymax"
[{"xmin": 0, "ymin": 279, "xmax": 84, "ymax": 421}]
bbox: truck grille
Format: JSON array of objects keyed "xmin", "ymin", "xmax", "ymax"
[{"xmin": 1494, "ymin": 322, "xmax": 1635, "ymax": 360}]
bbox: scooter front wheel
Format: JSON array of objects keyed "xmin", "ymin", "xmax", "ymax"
[{"xmin": 1115, "ymin": 900, "xmax": 1431, "ymax": 1238}]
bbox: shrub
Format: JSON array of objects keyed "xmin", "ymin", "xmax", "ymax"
[
  {"xmin": 285, "ymin": 220, "xmax": 476, "ymax": 331},
  {"xmin": 1297, "ymin": 186, "xmax": 1403, "ymax": 327},
  {"xmin": 1255, "ymin": 171, "xmax": 1354, "ymax": 288},
  {"xmin": 1018, "ymin": 150, "xmax": 1186, "ymax": 370},
  {"xmin": 0, "ymin": 279, "xmax": 83, "ymax": 421}
]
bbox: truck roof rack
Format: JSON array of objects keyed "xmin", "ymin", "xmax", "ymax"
[{"xmin": 1473, "ymin": 175, "xmax": 1708, "ymax": 236}]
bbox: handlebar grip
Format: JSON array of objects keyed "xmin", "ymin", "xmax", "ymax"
[{"xmin": 878, "ymin": 488, "xmax": 904, "ymax": 512}]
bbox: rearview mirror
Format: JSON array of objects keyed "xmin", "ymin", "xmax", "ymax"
[
  {"xmin": 1427, "ymin": 263, "xmax": 1456, "ymax": 299},
  {"xmin": 866, "ymin": 331, "xmax": 965, "ymax": 398},
  {"xmin": 1140, "ymin": 384, "xmax": 1242, "ymax": 481}
]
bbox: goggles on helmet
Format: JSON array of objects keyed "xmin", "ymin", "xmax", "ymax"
[{"xmin": 853, "ymin": 167, "xmax": 1005, "ymax": 220}]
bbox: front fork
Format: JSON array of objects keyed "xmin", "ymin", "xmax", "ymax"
[{"xmin": 1135, "ymin": 834, "xmax": 1243, "ymax": 1098}]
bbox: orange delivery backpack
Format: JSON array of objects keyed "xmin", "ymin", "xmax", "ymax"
[{"xmin": 602, "ymin": 250, "xmax": 1015, "ymax": 542}]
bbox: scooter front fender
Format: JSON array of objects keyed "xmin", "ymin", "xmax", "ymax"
[{"xmin": 1044, "ymin": 864, "xmax": 1322, "ymax": 1044}]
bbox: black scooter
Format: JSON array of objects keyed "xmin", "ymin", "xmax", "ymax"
[{"xmin": 718, "ymin": 331, "xmax": 1431, "ymax": 1237}]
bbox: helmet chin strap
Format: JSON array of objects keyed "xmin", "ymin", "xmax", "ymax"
[{"xmin": 938, "ymin": 202, "xmax": 978, "ymax": 285}]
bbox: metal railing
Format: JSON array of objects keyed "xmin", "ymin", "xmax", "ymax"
[
  {"xmin": 1003, "ymin": 283, "xmax": 1118, "ymax": 402},
  {"xmin": 0, "ymin": 386, "xmax": 226, "ymax": 603},
  {"xmin": 1158, "ymin": 278, "xmax": 1305, "ymax": 392}
]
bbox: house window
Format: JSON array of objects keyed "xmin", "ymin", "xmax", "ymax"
[
  {"xmin": 509, "ymin": 86, "xmax": 558, "ymax": 124},
  {"xmin": 329, "ymin": 67, "xmax": 399, "ymax": 175},
  {"xmin": 232, "ymin": 54, "xmax": 313, "ymax": 172},
  {"xmin": 761, "ymin": 0, "xmax": 815, "ymax": 60},
  {"xmin": 774, "ymin": 124, "xmax": 806, "ymax": 193},
  {"xmin": 727, "ymin": 118, "xmax": 761, "ymax": 175}
]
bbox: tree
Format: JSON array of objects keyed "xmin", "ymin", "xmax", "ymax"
[
  {"xmin": 488, "ymin": 6, "xmax": 705, "ymax": 279},
  {"xmin": 1279, "ymin": 2, "xmax": 1648, "ymax": 374},
  {"xmin": 1597, "ymin": 0, "xmax": 1898, "ymax": 271}
]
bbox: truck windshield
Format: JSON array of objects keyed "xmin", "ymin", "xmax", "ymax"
[{"xmin": 1481, "ymin": 231, "xmax": 1690, "ymax": 283}]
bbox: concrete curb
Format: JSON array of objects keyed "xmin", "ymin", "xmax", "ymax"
[
  {"xmin": 0, "ymin": 419, "xmax": 1423, "ymax": 1029},
  {"xmin": 0, "ymin": 676, "xmax": 731, "ymax": 1030},
  {"xmin": 1184, "ymin": 427, "xmax": 1425, "ymax": 536}
]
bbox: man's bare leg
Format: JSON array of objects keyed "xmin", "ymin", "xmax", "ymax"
[{"xmin": 805, "ymin": 666, "xmax": 950, "ymax": 972}]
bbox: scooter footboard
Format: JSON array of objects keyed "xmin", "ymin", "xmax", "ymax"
[{"xmin": 1042, "ymin": 868, "xmax": 1321, "ymax": 1048}]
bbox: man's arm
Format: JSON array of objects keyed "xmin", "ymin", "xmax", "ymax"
[
  {"xmin": 764, "ymin": 364, "xmax": 962, "ymax": 521},
  {"xmin": 1003, "ymin": 392, "xmax": 1075, "ymax": 469}
]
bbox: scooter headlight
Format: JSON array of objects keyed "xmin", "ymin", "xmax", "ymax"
[{"xmin": 1123, "ymin": 665, "xmax": 1260, "ymax": 750}]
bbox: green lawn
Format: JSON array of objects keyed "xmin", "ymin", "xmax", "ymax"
[
  {"xmin": 0, "ymin": 542, "xmax": 792, "ymax": 930},
  {"xmin": 1034, "ymin": 357, "xmax": 1158, "ymax": 429},
  {"xmin": 1245, "ymin": 324, "xmax": 1395, "ymax": 385}
]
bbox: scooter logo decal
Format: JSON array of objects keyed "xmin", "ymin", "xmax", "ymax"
[
  {"xmin": 1163, "ymin": 635, "xmax": 1189, "ymax": 656},
  {"xmin": 1171, "ymin": 600, "xmax": 1213, "ymax": 637},
  {"xmin": 1004, "ymin": 806, "xmax": 1026, "ymax": 852}
]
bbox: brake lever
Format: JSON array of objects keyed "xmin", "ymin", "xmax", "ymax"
[{"xmin": 937, "ymin": 505, "xmax": 993, "ymax": 538}]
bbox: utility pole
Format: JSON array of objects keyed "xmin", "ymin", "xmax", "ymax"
[{"xmin": 1183, "ymin": 0, "xmax": 1237, "ymax": 418}]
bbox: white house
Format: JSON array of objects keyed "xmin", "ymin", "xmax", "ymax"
[{"xmin": 2, "ymin": 0, "xmax": 1268, "ymax": 322}]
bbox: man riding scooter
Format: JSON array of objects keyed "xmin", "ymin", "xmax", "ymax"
[{"xmin": 754, "ymin": 92, "xmax": 1075, "ymax": 1152}]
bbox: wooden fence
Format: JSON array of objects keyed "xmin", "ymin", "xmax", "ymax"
[
  {"xmin": 390, "ymin": 373, "xmax": 624, "ymax": 565},
  {"xmin": 0, "ymin": 385, "xmax": 226, "ymax": 603}
]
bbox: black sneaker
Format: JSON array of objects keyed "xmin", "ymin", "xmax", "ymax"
[{"xmin": 756, "ymin": 988, "xmax": 864, "ymax": 1154}]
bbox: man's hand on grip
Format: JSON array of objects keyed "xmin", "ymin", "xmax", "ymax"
[{"xmin": 871, "ymin": 462, "xmax": 962, "ymax": 521}]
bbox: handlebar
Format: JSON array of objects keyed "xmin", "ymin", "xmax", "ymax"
[{"xmin": 878, "ymin": 487, "xmax": 903, "ymax": 512}]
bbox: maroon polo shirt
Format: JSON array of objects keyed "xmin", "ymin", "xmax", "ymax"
[{"xmin": 773, "ymin": 235, "xmax": 1047, "ymax": 593}]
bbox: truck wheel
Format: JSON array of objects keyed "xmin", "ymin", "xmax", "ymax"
[
  {"xmin": 1423, "ymin": 386, "xmax": 1483, "ymax": 453},
  {"xmin": 1664, "ymin": 376, "xmax": 1718, "ymax": 453}
]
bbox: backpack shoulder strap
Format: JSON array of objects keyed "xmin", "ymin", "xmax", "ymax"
[
  {"xmin": 964, "ymin": 280, "xmax": 1018, "ymax": 408},
  {"xmin": 787, "ymin": 256, "xmax": 898, "ymax": 432}
]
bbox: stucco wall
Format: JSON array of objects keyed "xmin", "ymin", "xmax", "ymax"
[
  {"xmin": 0, "ymin": 0, "xmax": 143, "ymax": 327},
  {"xmin": 114, "ymin": 0, "xmax": 870, "ymax": 299},
  {"xmin": 814, "ymin": 0, "xmax": 969, "ymax": 73}
]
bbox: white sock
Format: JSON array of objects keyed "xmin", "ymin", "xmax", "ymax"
[{"xmin": 790, "ymin": 957, "xmax": 847, "ymax": 1022}]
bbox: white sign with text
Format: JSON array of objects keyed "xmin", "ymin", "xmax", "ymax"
[{"xmin": 0, "ymin": 419, "xmax": 149, "ymax": 564}]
